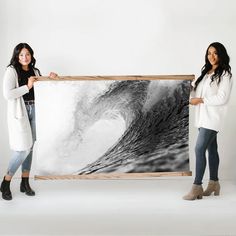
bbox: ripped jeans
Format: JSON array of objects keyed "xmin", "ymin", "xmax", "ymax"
[{"xmin": 7, "ymin": 104, "xmax": 36, "ymax": 176}]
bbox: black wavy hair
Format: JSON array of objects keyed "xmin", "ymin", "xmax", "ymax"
[
  {"xmin": 194, "ymin": 42, "xmax": 232, "ymax": 91},
  {"xmin": 8, "ymin": 43, "xmax": 41, "ymax": 78}
]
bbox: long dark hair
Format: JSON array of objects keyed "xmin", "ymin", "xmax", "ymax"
[
  {"xmin": 194, "ymin": 42, "xmax": 232, "ymax": 90},
  {"xmin": 8, "ymin": 43, "xmax": 41, "ymax": 77}
]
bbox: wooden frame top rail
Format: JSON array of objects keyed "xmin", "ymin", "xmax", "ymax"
[{"xmin": 35, "ymin": 75, "xmax": 194, "ymax": 81}]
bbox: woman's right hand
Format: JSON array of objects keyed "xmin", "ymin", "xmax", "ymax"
[
  {"xmin": 189, "ymin": 97, "xmax": 204, "ymax": 105},
  {"xmin": 27, "ymin": 76, "xmax": 37, "ymax": 90}
]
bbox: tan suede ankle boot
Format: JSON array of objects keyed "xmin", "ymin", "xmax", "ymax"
[
  {"xmin": 203, "ymin": 180, "xmax": 220, "ymax": 196},
  {"xmin": 183, "ymin": 184, "xmax": 203, "ymax": 200}
]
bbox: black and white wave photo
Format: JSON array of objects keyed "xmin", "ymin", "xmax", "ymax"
[{"xmin": 34, "ymin": 79, "xmax": 190, "ymax": 176}]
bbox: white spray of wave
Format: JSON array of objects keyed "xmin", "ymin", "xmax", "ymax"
[
  {"xmin": 143, "ymin": 80, "xmax": 182, "ymax": 112},
  {"xmin": 35, "ymin": 81, "xmax": 126, "ymax": 175}
]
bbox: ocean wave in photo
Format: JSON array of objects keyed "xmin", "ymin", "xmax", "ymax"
[{"xmin": 34, "ymin": 79, "xmax": 190, "ymax": 175}]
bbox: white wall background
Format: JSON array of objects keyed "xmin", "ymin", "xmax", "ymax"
[{"xmin": 0, "ymin": 0, "xmax": 236, "ymax": 179}]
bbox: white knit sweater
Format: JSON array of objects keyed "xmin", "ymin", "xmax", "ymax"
[
  {"xmin": 3, "ymin": 66, "xmax": 39, "ymax": 151},
  {"xmin": 191, "ymin": 72, "xmax": 233, "ymax": 132}
]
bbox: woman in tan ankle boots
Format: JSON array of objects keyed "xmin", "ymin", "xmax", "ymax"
[{"xmin": 183, "ymin": 42, "xmax": 233, "ymax": 200}]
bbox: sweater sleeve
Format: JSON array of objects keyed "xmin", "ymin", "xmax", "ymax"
[
  {"xmin": 189, "ymin": 79, "xmax": 196, "ymax": 99},
  {"xmin": 3, "ymin": 67, "xmax": 29, "ymax": 100},
  {"xmin": 203, "ymin": 73, "xmax": 232, "ymax": 106}
]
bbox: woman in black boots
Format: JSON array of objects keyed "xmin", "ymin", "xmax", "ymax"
[{"xmin": 1, "ymin": 43, "xmax": 57, "ymax": 200}]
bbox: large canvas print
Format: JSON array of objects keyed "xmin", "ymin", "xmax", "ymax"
[{"xmin": 34, "ymin": 76, "xmax": 192, "ymax": 179}]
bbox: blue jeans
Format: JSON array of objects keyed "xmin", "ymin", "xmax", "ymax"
[
  {"xmin": 194, "ymin": 127, "xmax": 219, "ymax": 185},
  {"xmin": 7, "ymin": 104, "xmax": 36, "ymax": 176}
]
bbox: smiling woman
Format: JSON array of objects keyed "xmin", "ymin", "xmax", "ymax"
[
  {"xmin": 18, "ymin": 48, "xmax": 32, "ymax": 70},
  {"xmin": 183, "ymin": 42, "xmax": 233, "ymax": 201},
  {"xmin": 0, "ymin": 43, "xmax": 58, "ymax": 201},
  {"xmin": 207, "ymin": 46, "xmax": 219, "ymax": 70}
]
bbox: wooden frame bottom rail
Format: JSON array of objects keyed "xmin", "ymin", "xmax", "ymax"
[{"xmin": 35, "ymin": 171, "xmax": 192, "ymax": 180}]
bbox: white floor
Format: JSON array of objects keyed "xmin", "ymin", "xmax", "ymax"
[{"xmin": 0, "ymin": 177, "xmax": 236, "ymax": 236}]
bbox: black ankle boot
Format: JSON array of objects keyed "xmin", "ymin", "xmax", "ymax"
[
  {"xmin": 0, "ymin": 177, "xmax": 12, "ymax": 200},
  {"xmin": 20, "ymin": 177, "xmax": 35, "ymax": 196}
]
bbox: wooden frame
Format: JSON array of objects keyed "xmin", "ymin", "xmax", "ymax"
[
  {"xmin": 35, "ymin": 171, "xmax": 191, "ymax": 180},
  {"xmin": 34, "ymin": 75, "xmax": 194, "ymax": 180},
  {"xmin": 36, "ymin": 75, "xmax": 193, "ymax": 81}
]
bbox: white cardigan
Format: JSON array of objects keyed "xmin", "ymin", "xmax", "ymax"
[
  {"xmin": 3, "ymin": 66, "xmax": 39, "ymax": 151},
  {"xmin": 191, "ymin": 72, "xmax": 233, "ymax": 132}
]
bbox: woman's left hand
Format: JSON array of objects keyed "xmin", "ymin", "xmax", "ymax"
[{"xmin": 49, "ymin": 72, "xmax": 58, "ymax": 79}]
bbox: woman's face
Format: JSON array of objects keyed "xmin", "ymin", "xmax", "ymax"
[
  {"xmin": 207, "ymin": 46, "xmax": 219, "ymax": 67},
  {"xmin": 18, "ymin": 48, "xmax": 32, "ymax": 68}
]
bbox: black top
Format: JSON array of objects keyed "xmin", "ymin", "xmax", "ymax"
[{"xmin": 18, "ymin": 67, "xmax": 35, "ymax": 101}]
